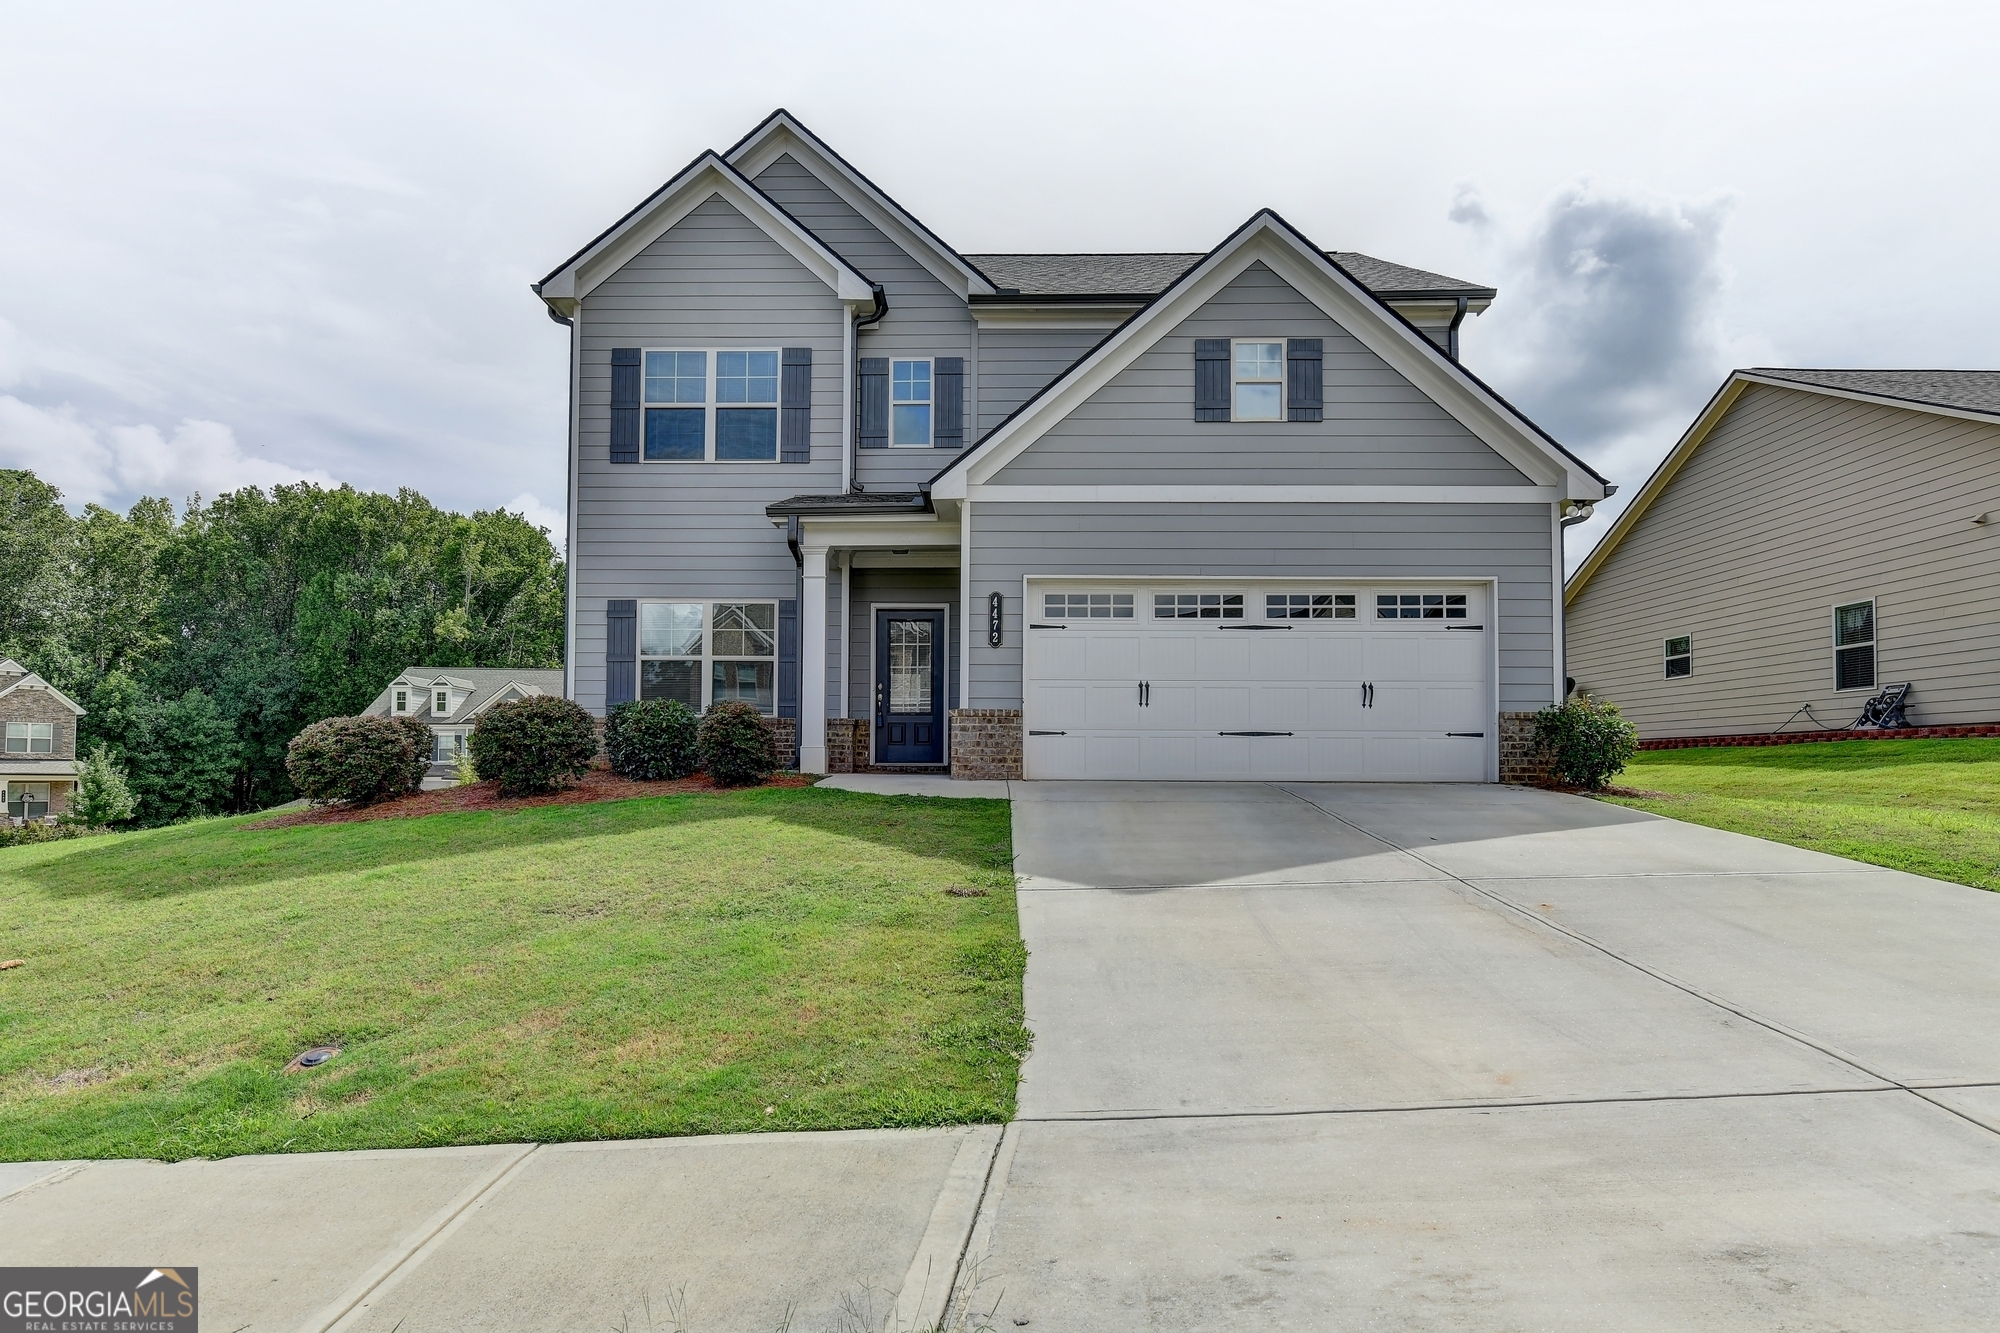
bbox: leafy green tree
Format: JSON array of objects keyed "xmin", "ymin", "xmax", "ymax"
[
  {"xmin": 0, "ymin": 469, "xmax": 77, "ymax": 673},
  {"xmin": 122, "ymin": 689, "xmax": 239, "ymax": 824},
  {"xmin": 72, "ymin": 745, "xmax": 139, "ymax": 827}
]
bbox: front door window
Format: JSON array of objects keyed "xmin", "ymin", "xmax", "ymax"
[{"xmin": 889, "ymin": 619, "xmax": 933, "ymax": 712}]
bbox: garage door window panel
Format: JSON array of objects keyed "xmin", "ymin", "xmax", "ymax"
[
  {"xmin": 1376, "ymin": 593, "xmax": 1468, "ymax": 620},
  {"xmin": 1155, "ymin": 593, "xmax": 1244, "ymax": 619}
]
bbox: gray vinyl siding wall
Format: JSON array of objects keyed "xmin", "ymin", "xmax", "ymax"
[
  {"xmin": 571, "ymin": 194, "xmax": 843, "ymax": 713},
  {"xmin": 751, "ymin": 155, "xmax": 974, "ymax": 490},
  {"xmin": 990, "ymin": 263, "xmax": 1530, "ymax": 487},
  {"xmin": 976, "ymin": 324, "xmax": 1115, "ymax": 435},
  {"xmin": 845, "ymin": 567, "xmax": 962, "ymax": 722},
  {"xmin": 1567, "ymin": 385, "xmax": 2000, "ymax": 736},
  {"xmin": 967, "ymin": 502, "xmax": 1555, "ymax": 710}
]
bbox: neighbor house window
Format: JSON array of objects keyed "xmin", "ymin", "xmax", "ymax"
[
  {"xmin": 1665, "ymin": 636, "xmax": 1692, "ymax": 678},
  {"xmin": 1233, "ymin": 341, "xmax": 1284, "ymax": 420},
  {"xmin": 1043, "ymin": 592, "xmax": 1134, "ymax": 619},
  {"xmin": 891, "ymin": 359, "xmax": 933, "ymax": 446},
  {"xmin": 1268, "ymin": 593, "xmax": 1355, "ymax": 619},
  {"xmin": 4, "ymin": 723, "xmax": 53, "ymax": 755},
  {"xmin": 1155, "ymin": 593, "xmax": 1244, "ymax": 619},
  {"xmin": 393, "ymin": 689, "xmax": 408, "ymax": 713},
  {"xmin": 432, "ymin": 730, "xmax": 465, "ymax": 763},
  {"xmin": 7, "ymin": 782, "xmax": 50, "ymax": 819},
  {"xmin": 642, "ymin": 349, "xmax": 779, "ymax": 461},
  {"xmin": 433, "ymin": 689, "xmax": 450, "ymax": 715},
  {"xmin": 639, "ymin": 600, "xmax": 778, "ymax": 714},
  {"xmin": 1834, "ymin": 600, "xmax": 1876, "ymax": 690},
  {"xmin": 1376, "ymin": 593, "xmax": 1469, "ymax": 620}
]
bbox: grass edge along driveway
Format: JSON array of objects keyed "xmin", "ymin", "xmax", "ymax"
[
  {"xmin": 0, "ymin": 786, "xmax": 1025, "ymax": 1162},
  {"xmin": 1601, "ymin": 737, "xmax": 2000, "ymax": 892}
]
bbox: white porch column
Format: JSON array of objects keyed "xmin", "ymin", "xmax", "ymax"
[{"xmin": 799, "ymin": 542, "xmax": 831, "ymax": 773}]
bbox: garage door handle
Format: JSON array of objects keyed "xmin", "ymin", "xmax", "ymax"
[
  {"xmin": 1447, "ymin": 732, "xmax": 1486, "ymax": 738},
  {"xmin": 1028, "ymin": 623, "xmax": 1067, "ymax": 630},
  {"xmin": 1219, "ymin": 624, "xmax": 1291, "ymax": 630},
  {"xmin": 1028, "ymin": 730, "xmax": 1067, "ymax": 736},
  {"xmin": 1218, "ymin": 730, "xmax": 1293, "ymax": 737},
  {"xmin": 1447, "ymin": 624, "xmax": 1484, "ymax": 631}
]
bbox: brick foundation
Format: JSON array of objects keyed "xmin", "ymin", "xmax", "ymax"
[
  {"xmin": 1640, "ymin": 722, "xmax": 2000, "ymax": 751},
  {"xmin": 765, "ymin": 716, "xmax": 799, "ymax": 770},
  {"xmin": 950, "ymin": 709, "xmax": 1023, "ymax": 780},
  {"xmin": 1498, "ymin": 711, "xmax": 1551, "ymax": 786},
  {"xmin": 826, "ymin": 717, "xmax": 868, "ymax": 774}
]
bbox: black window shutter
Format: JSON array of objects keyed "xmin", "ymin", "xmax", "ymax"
[
  {"xmin": 610, "ymin": 349, "xmax": 642, "ymax": 463},
  {"xmin": 858, "ymin": 357, "xmax": 889, "ymax": 448},
  {"xmin": 1287, "ymin": 338, "xmax": 1324, "ymax": 422},
  {"xmin": 781, "ymin": 348, "xmax": 812, "ymax": 463},
  {"xmin": 933, "ymin": 357, "xmax": 964, "ymax": 448},
  {"xmin": 777, "ymin": 598, "xmax": 799, "ymax": 718},
  {"xmin": 1194, "ymin": 339, "xmax": 1230, "ymax": 421},
  {"xmin": 606, "ymin": 599, "xmax": 637, "ymax": 706}
]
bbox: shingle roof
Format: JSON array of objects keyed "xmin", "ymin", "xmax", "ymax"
[
  {"xmin": 364, "ymin": 667, "xmax": 566, "ymax": 723},
  {"xmin": 1747, "ymin": 369, "xmax": 2000, "ymax": 419},
  {"xmin": 963, "ymin": 251, "xmax": 1494, "ymax": 301},
  {"xmin": 765, "ymin": 492, "xmax": 931, "ymax": 516}
]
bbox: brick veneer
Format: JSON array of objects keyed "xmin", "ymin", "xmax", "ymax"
[
  {"xmin": 2, "ymin": 673, "xmax": 80, "ymax": 819},
  {"xmin": 950, "ymin": 709, "xmax": 1023, "ymax": 780},
  {"xmin": 765, "ymin": 716, "xmax": 799, "ymax": 770},
  {"xmin": 826, "ymin": 717, "xmax": 868, "ymax": 774},
  {"xmin": 1498, "ymin": 711, "xmax": 1551, "ymax": 786},
  {"xmin": 1640, "ymin": 722, "xmax": 2000, "ymax": 751}
]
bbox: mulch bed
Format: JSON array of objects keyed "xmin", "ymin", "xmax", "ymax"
[{"xmin": 248, "ymin": 766, "xmax": 813, "ymax": 829}]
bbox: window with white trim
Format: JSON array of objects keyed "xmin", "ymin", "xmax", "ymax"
[
  {"xmin": 891, "ymin": 359, "xmax": 933, "ymax": 446},
  {"xmin": 7, "ymin": 781, "xmax": 50, "ymax": 819},
  {"xmin": 433, "ymin": 689, "xmax": 451, "ymax": 715},
  {"xmin": 393, "ymin": 688, "xmax": 408, "ymax": 714},
  {"xmin": 1233, "ymin": 341, "xmax": 1284, "ymax": 420},
  {"xmin": 1833, "ymin": 600, "xmax": 1875, "ymax": 690},
  {"xmin": 1376, "ymin": 593, "xmax": 1468, "ymax": 620},
  {"xmin": 639, "ymin": 600, "xmax": 778, "ymax": 714},
  {"xmin": 1664, "ymin": 636, "xmax": 1692, "ymax": 679},
  {"xmin": 1267, "ymin": 593, "xmax": 1355, "ymax": 619},
  {"xmin": 4, "ymin": 722, "xmax": 53, "ymax": 755},
  {"xmin": 642, "ymin": 349, "xmax": 779, "ymax": 462},
  {"xmin": 432, "ymin": 730, "xmax": 467, "ymax": 763},
  {"xmin": 1155, "ymin": 592, "xmax": 1244, "ymax": 619},
  {"xmin": 1043, "ymin": 592, "xmax": 1134, "ymax": 619}
]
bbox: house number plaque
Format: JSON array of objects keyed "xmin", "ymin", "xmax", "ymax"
[{"xmin": 987, "ymin": 591, "xmax": 1004, "ymax": 648}]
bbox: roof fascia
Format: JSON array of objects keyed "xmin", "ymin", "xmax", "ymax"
[
  {"xmin": 0, "ymin": 673, "xmax": 87, "ymax": 716},
  {"xmin": 936, "ymin": 213, "xmax": 1602, "ymax": 500},
  {"xmin": 539, "ymin": 152, "xmax": 874, "ymax": 307},
  {"xmin": 726, "ymin": 114, "xmax": 998, "ymax": 300},
  {"xmin": 1563, "ymin": 373, "xmax": 1751, "ymax": 605},
  {"xmin": 1735, "ymin": 372, "xmax": 2000, "ymax": 430}
]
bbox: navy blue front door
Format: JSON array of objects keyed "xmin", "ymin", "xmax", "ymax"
[{"xmin": 875, "ymin": 609, "xmax": 946, "ymax": 764}]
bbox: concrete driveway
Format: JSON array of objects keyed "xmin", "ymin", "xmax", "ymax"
[{"xmin": 974, "ymin": 781, "xmax": 2000, "ymax": 1329}]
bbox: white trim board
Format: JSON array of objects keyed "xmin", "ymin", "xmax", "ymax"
[{"xmin": 966, "ymin": 485, "xmax": 1560, "ymax": 504}]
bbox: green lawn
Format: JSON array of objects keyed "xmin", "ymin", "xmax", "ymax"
[
  {"xmin": 0, "ymin": 787, "xmax": 1024, "ymax": 1161},
  {"xmin": 1601, "ymin": 738, "xmax": 2000, "ymax": 891}
]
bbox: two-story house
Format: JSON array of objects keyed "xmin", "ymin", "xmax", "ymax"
[
  {"xmin": 0, "ymin": 658, "xmax": 85, "ymax": 821},
  {"xmin": 534, "ymin": 111, "xmax": 1611, "ymax": 781},
  {"xmin": 364, "ymin": 667, "xmax": 566, "ymax": 787}
]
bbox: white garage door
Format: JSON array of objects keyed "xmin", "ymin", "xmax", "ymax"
[{"xmin": 1023, "ymin": 583, "xmax": 1492, "ymax": 782}]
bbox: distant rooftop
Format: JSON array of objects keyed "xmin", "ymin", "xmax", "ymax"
[
  {"xmin": 1749, "ymin": 369, "xmax": 2000, "ymax": 420},
  {"xmin": 964, "ymin": 251, "xmax": 1495, "ymax": 302}
]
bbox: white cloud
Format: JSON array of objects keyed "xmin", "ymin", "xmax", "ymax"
[
  {"xmin": 0, "ymin": 396, "xmax": 333, "ymax": 509},
  {"xmin": 502, "ymin": 491, "xmax": 566, "ymax": 557}
]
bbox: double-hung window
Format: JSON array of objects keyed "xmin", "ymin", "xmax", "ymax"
[
  {"xmin": 639, "ymin": 600, "xmax": 779, "ymax": 714},
  {"xmin": 891, "ymin": 359, "xmax": 933, "ymax": 446},
  {"xmin": 1664, "ymin": 636, "xmax": 1692, "ymax": 679},
  {"xmin": 433, "ymin": 689, "xmax": 450, "ymax": 716},
  {"xmin": 1833, "ymin": 600, "xmax": 1876, "ymax": 690},
  {"xmin": 392, "ymin": 688, "xmax": 409, "ymax": 714},
  {"xmin": 1233, "ymin": 341, "xmax": 1284, "ymax": 420},
  {"xmin": 4, "ymin": 723, "xmax": 53, "ymax": 755},
  {"xmin": 643, "ymin": 349, "xmax": 779, "ymax": 461}
]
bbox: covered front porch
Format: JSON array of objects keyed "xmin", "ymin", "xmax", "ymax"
[{"xmin": 3, "ymin": 766, "xmax": 76, "ymax": 824}]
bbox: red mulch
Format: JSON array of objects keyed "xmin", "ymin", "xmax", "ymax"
[{"xmin": 248, "ymin": 765, "xmax": 812, "ymax": 828}]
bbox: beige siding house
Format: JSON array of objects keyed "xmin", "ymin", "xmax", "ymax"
[
  {"xmin": 1566, "ymin": 370, "xmax": 2000, "ymax": 739},
  {"xmin": 0, "ymin": 657, "xmax": 86, "ymax": 821}
]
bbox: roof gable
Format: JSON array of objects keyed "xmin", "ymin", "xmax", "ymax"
[
  {"xmin": 932, "ymin": 210, "xmax": 1605, "ymax": 501},
  {"xmin": 0, "ymin": 673, "xmax": 86, "ymax": 716},
  {"xmin": 725, "ymin": 110, "xmax": 997, "ymax": 301},
  {"xmin": 536, "ymin": 150, "xmax": 875, "ymax": 314}
]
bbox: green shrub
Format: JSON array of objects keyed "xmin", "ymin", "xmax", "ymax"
[
  {"xmin": 73, "ymin": 745, "xmax": 138, "ymax": 827},
  {"xmin": 286, "ymin": 714, "xmax": 431, "ymax": 806},
  {"xmin": 698, "ymin": 701, "xmax": 778, "ymax": 787},
  {"xmin": 604, "ymin": 698, "xmax": 700, "ymax": 780},
  {"xmin": 469, "ymin": 694, "xmax": 598, "ymax": 795},
  {"xmin": 1533, "ymin": 694, "xmax": 1640, "ymax": 790},
  {"xmin": 0, "ymin": 820, "xmax": 87, "ymax": 848}
]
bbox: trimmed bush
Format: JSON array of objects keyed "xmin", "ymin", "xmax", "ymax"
[
  {"xmin": 1533, "ymin": 694, "xmax": 1640, "ymax": 790},
  {"xmin": 469, "ymin": 694, "xmax": 598, "ymax": 795},
  {"xmin": 698, "ymin": 701, "xmax": 778, "ymax": 787},
  {"xmin": 286, "ymin": 714, "xmax": 431, "ymax": 806},
  {"xmin": 604, "ymin": 698, "xmax": 701, "ymax": 781}
]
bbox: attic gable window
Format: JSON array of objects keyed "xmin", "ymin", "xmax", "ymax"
[{"xmin": 1233, "ymin": 342, "xmax": 1284, "ymax": 420}]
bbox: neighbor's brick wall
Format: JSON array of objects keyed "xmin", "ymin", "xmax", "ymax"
[
  {"xmin": 1640, "ymin": 722, "xmax": 2000, "ymax": 751},
  {"xmin": 1498, "ymin": 711, "xmax": 1550, "ymax": 786},
  {"xmin": 950, "ymin": 709, "xmax": 1022, "ymax": 780},
  {"xmin": 0, "ymin": 688, "xmax": 78, "ymax": 760}
]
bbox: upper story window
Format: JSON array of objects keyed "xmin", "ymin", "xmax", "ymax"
[
  {"xmin": 393, "ymin": 688, "xmax": 408, "ymax": 713},
  {"xmin": 643, "ymin": 349, "xmax": 779, "ymax": 462},
  {"xmin": 639, "ymin": 600, "xmax": 779, "ymax": 714},
  {"xmin": 1233, "ymin": 341, "xmax": 1284, "ymax": 421},
  {"xmin": 1664, "ymin": 636, "xmax": 1692, "ymax": 679},
  {"xmin": 892, "ymin": 360, "xmax": 933, "ymax": 446},
  {"xmin": 433, "ymin": 689, "xmax": 451, "ymax": 715},
  {"xmin": 1833, "ymin": 600, "xmax": 1875, "ymax": 690},
  {"xmin": 4, "ymin": 722, "xmax": 54, "ymax": 754}
]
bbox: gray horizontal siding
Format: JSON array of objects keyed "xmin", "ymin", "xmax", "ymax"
[
  {"xmin": 846, "ymin": 568, "xmax": 962, "ymax": 723},
  {"xmin": 1566, "ymin": 385, "xmax": 2000, "ymax": 736},
  {"xmin": 753, "ymin": 154, "xmax": 974, "ymax": 491},
  {"xmin": 977, "ymin": 325, "xmax": 1111, "ymax": 434},
  {"xmin": 967, "ymin": 502, "xmax": 1555, "ymax": 710},
  {"xmin": 571, "ymin": 193, "xmax": 841, "ymax": 713},
  {"xmin": 990, "ymin": 263, "xmax": 1529, "ymax": 487}
]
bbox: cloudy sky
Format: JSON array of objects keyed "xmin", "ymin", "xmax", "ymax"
[{"xmin": 4, "ymin": 1, "xmax": 1995, "ymax": 565}]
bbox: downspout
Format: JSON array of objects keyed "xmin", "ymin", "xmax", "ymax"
[
  {"xmin": 532, "ymin": 281, "xmax": 580, "ymax": 702},
  {"xmin": 850, "ymin": 283, "xmax": 888, "ymax": 493},
  {"xmin": 787, "ymin": 514, "xmax": 804, "ymax": 722},
  {"xmin": 1446, "ymin": 295, "xmax": 1469, "ymax": 363}
]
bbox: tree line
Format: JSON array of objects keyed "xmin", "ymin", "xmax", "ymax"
[{"xmin": 0, "ymin": 469, "xmax": 565, "ymax": 822}]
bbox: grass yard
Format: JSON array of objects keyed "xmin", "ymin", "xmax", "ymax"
[
  {"xmin": 0, "ymin": 787, "xmax": 1024, "ymax": 1161},
  {"xmin": 1602, "ymin": 738, "xmax": 2000, "ymax": 891}
]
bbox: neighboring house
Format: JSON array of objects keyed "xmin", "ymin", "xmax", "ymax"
[
  {"xmin": 1567, "ymin": 369, "xmax": 2000, "ymax": 739},
  {"xmin": 363, "ymin": 668, "xmax": 567, "ymax": 785},
  {"xmin": 0, "ymin": 658, "xmax": 86, "ymax": 822},
  {"xmin": 534, "ymin": 110, "xmax": 1610, "ymax": 781}
]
